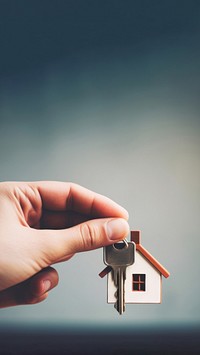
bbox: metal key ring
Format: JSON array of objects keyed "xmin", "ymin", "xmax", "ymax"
[
  {"xmin": 113, "ymin": 238, "xmax": 129, "ymax": 250},
  {"xmin": 123, "ymin": 238, "xmax": 129, "ymax": 248}
]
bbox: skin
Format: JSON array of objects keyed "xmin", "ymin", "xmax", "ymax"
[{"xmin": 0, "ymin": 181, "xmax": 129, "ymax": 308}]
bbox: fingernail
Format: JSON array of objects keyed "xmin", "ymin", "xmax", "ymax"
[
  {"xmin": 107, "ymin": 218, "xmax": 130, "ymax": 240},
  {"xmin": 43, "ymin": 280, "xmax": 51, "ymax": 293}
]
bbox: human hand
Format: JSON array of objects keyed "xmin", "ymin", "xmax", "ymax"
[{"xmin": 0, "ymin": 181, "xmax": 129, "ymax": 308}]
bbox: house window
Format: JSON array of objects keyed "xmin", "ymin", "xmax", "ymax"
[{"xmin": 132, "ymin": 274, "xmax": 146, "ymax": 291}]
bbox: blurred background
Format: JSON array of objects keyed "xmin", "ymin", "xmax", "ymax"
[{"xmin": 0, "ymin": 0, "xmax": 200, "ymax": 352}]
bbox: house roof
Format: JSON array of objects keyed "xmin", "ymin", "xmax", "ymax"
[{"xmin": 131, "ymin": 231, "xmax": 170, "ymax": 278}]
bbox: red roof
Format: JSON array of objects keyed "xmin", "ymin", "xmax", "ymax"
[{"xmin": 131, "ymin": 231, "xmax": 170, "ymax": 278}]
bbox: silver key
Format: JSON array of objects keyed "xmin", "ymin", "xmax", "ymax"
[{"xmin": 104, "ymin": 240, "xmax": 135, "ymax": 315}]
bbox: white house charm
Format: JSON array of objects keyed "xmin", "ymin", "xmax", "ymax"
[{"xmin": 99, "ymin": 230, "xmax": 170, "ymax": 314}]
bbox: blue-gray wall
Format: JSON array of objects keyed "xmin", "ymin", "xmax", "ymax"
[{"xmin": 0, "ymin": 0, "xmax": 200, "ymax": 329}]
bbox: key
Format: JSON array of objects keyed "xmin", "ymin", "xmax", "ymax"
[
  {"xmin": 104, "ymin": 240, "xmax": 135, "ymax": 314},
  {"xmin": 104, "ymin": 240, "xmax": 135, "ymax": 315}
]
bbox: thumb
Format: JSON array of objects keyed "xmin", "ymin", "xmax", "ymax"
[{"xmin": 40, "ymin": 218, "xmax": 130, "ymax": 264}]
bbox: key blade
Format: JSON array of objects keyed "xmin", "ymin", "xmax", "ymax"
[
  {"xmin": 114, "ymin": 288, "xmax": 124, "ymax": 314},
  {"xmin": 114, "ymin": 267, "xmax": 125, "ymax": 315}
]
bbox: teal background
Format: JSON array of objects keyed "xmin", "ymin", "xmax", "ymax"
[{"xmin": 0, "ymin": 0, "xmax": 200, "ymax": 330}]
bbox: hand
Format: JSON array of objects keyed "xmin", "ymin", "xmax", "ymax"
[{"xmin": 0, "ymin": 181, "xmax": 129, "ymax": 308}]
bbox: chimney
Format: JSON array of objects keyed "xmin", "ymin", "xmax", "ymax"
[{"xmin": 131, "ymin": 230, "xmax": 141, "ymax": 244}]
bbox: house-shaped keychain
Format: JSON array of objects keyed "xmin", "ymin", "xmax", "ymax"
[{"xmin": 99, "ymin": 230, "xmax": 170, "ymax": 305}]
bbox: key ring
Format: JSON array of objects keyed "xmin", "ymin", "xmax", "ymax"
[
  {"xmin": 114, "ymin": 238, "xmax": 129, "ymax": 250},
  {"xmin": 123, "ymin": 238, "xmax": 129, "ymax": 248}
]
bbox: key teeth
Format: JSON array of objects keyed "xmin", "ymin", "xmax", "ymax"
[
  {"xmin": 114, "ymin": 301, "xmax": 119, "ymax": 312},
  {"xmin": 114, "ymin": 290, "xmax": 125, "ymax": 315},
  {"xmin": 114, "ymin": 289, "xmax": 119, "ymax": 314}
]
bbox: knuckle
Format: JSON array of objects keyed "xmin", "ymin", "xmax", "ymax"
[
  {"xmin": 79, "ymin": 223, "xmax": 97, "ymax": 250},
  {"xmin": 15, "ymin": 291, "xmax": 47, "ymax": 305},
  {"xmin": 26, "ymin": 294, "xmax": 48, "ymax": 305}
]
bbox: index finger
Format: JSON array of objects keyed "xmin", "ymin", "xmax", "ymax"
[{"xmin": 32, "ymin": 181, "xmax": 129, "ymax": 219}]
